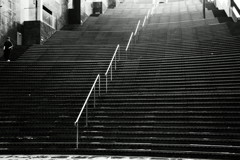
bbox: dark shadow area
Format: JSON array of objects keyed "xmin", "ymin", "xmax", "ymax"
[
  {"xmin": 212, "ymin": 10, "xmax": 227, "ymax": 17},
  {"xmin": 0, "ymin": 45, "xmax": 31, "ymax": 61},
  {"xmin": 226, "ymin": 21, "xmax": 240, "ymax": 36},
  {"xmin": 217, "ymin": 17, "xmax": 233, "ymax": 23}
]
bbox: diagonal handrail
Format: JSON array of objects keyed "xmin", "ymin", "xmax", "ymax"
[
  {"xmin": 105, "ymin": 44, "xmax": 120, "ymax": 93},
  {"xmin": 125, "ymin": 32, "xmax": 134, "ymax": 59},
  {"xmin": 147, "ymin": 9, "xmax": 150, "ymax": 19},
  {"xmin": 142, "ymin": 16, "xmax": 147, "ymax": 27},
  {"xmin": 151, "ymin": 6, "xmax": 155, "ymax": 15},
  {"xmin": 74, "ymin": 74, "xmax": 100, "ymax": 148},
  {"xmin": 134, "ymin": 20, "xmax": 141, "ymax": 36},
  {"xmin": 134, "ymin": 20, "xmax": 141, "ymax": 44}
]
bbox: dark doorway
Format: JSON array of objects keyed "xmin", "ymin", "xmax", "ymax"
[{"xmin": 92, "ymin": 2, "xmax": 102, "ymax": 15}]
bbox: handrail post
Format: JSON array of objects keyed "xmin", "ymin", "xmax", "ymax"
[
  {"xmin": 104, "ymin": 44, "xmax": 120, "ymax": 94},
  {"xmin": 115, "ymin": 56, "xmax": 116, "ymax": 70},
  {"xmin": 106, "ymin": 75, "xmax": 108, "ymax": 93},
  {"xmin": 76, "ymin": 123, "xmax": 79, "ymax": 148},
  {"xmin": 119, "ymin": 46, "xmax": 121, "ymax": 61},
  {"xmin": 130, "ymin": 39, "xmax": 132, "ymax": 51},
  {"xmin": 99, "ymin": 76, "xmax": 100, "ymax": 96},
  {"xmin": 147, "ymin": 10, "xmax": 150, "ymax": 24},
  {"xmin": 134, "ymin": 20, "xmax": 141, "ymax": 44},
  {"xmin": 74, "ymin": 74, "xmax": 100, "ymax": 149},
  {"xmin": 142, "ymin": 16, "xmax": 147, "ymax": 27},
  {"xmin": 111, "ymin": 65, "xmax": 112, "ymax": 81},
  {"xmin": 126, "ymin": 50, "xmax": 128, "ymax": 60},
  {"xmin": 135, "ymin": 35, "xmax": 137, "ymax": 44},
  {"xmin": 126, "ymin": 32, "xmax": 134, "ymax": 60},
  {"xmin": 94, "ymin": 86, "xmax": 95, "ymax": 108},
  {"xmin": 151, "ymin": 7, "xmax": 154, "ymax": 15},
  {"xmin": 147, "ymin": 10, "xmax": 150, "ymax": 19},
  {"xmin": 86, "ymin": 104, "xmax": 88, "ymax": 127}
]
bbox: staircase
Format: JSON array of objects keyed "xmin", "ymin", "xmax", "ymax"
[
  {"xmin": 1, "ymin": 0, "xmax": 240, "ymax": 159},
  {"xmin": 76, "ymin": 0, "xmax": 240, "ymax": 159}
]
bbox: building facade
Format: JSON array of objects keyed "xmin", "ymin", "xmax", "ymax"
[
  {"xmin": 0, "ymin": 0, "xmax": 120, "ymax": 46},
  {"xmin": 0, "ymin": 0, "xmax": 19, "ymax": 45},
  {"xmin": 0, "ymin": 0, "xmax": 69, "ymax": 46},
  {"xmin": 2, "ymin": 0, "xmax": 238, "ymax": 46},
  {"xmin": 213, "ymin": 0, "xmax": 240, "ymax": 21}
]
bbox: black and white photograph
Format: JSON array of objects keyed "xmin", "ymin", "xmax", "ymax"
[{"xmin": 0, "ymin": 0, "xmax": 240, "ymax": 159}]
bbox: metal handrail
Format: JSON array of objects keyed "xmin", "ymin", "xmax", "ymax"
[
  {"xmin": 134, "ymin": 20, "xmax": 141, "ymax": 36},
  {"xmin": 105, "ymin": 44, "xmax": 120, "ymax": 92},
  {"xmin": 147, "ymin": 9, "xmax": 150, "ymax": 19},
  {"xmin": 151, "ymin": 7, "xmax": 154, "ymax": 15},
  {"xmin": 74, "ymin": 74, "xmax": 100, "ymax": 148},
  {"xmin": 134, "ymin": 20, "xmax": 141, "ymax": 44},
  {"xmin": 125, "ymin": 32, "xmax": 134, "ymax": 59},
  {"xmin": 142, "ymin": 16, "xmax": 147, "ymax": 27}
]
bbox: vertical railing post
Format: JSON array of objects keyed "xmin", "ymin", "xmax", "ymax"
[
  {"xmin": 104, "ymin": 44, "xmax": 120, "ymax": 93},
  {"xmin": 129, "ymin": 43, "xmax": 131, "ymax": 53},
  {"xmin": 143, "ymin": 16, "xmax": 146, "ymax": 27},
  {"xmin": 134, "ymin": 20, "xmax": 140, "ymax": 45},
  {"xmin": 76, "ymin": 123, "xmax": 79, "ymax": 148},
  {"xmin": 152, "ymin": 6, "xmax": 155, "ymax": 15},
  {"xmin": 111, "ymin": 65, "xmax": 112, "ymax": 81},
  {"xmin": 119, "ymin": 46, "xmax": 121, "ymax": 61},
  {"xmin": 147, "ymin": 10, "xmax": 150, "ymax": 20},
  {"xmin": 115, "ymin": 56, "xmax": 116, "ymax": 70},
  {"xmin": 94, "ymin": 86, "xmax": 95, "ymax": 108},
  {"xmin": 135, "ymin": 34, "xmax": 137, "ymax": 44},
  {"xmin": 130, "ymin": 40, "xmax": 132, "ymax": 51},
  {"xmin": 75, "ymin": 74, "xmax": 100, "ymax": 149},
  {"xmin": 126, "ymin": 32, "xmax": 133, "ymax": 60},
  {"xmin": 99, "ymin": 76, "xmax": 100, "ymax": 96},
  {"xmin": 86, "ymin": 104, "xmax": 88, "ymax": 127},
  {"xmin": 106, "ymin": 75, "xmax": 108, "ymax": 93},
  {"xmin": 126, "ymin": 50, "xmax": 128, "ymax": 60}
]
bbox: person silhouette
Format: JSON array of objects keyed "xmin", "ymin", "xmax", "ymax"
[{"xmin": 3, "ymin": 37, "xmax": 13, "ymax": 62}]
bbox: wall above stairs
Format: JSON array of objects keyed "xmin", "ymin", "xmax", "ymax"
[
  {"xmin": 215, "ymin": 0, "xmax": 231, "ymax": 16},
  {"xmin": 23, "ymin": 21, "xmax": 55, "ymax": 45},
  {"xmin": 214, "ymin": 0, "xmax": 240, "ymax": 21}
]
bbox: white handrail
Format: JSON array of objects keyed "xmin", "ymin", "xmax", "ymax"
[
  {"xmin": 105, "ymin": 44, "xmax": 120, "ymax": 76},
  {"xmin": 75, "ymin": 74, "xmax": 100, "ymax": 148},
  {"xmin": 105, "ymin": 44, "xmax": 120, "ymax": 92},
  {"xmin": 147, "ymin": 10, "xmax": 150, "ymax": 19},
  {"xmin": 151, "ymin": 7, "xmax": 154, "ymax": 15},
  {"xmin": 134, "ymin": 20, "xmax": 141, "ymax": 36},
  {"xmin": 75, "ymin": 74, "xmax": 100, "ymax": 125},
  {"xmin": 142, "ymin": 16, "xmax": 147, "ymax": 27},
  {"xmin": 126, "ymin": 32, "xmax": 134, "ymax": 52}
]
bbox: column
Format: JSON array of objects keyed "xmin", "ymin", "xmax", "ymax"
[{"xmin": 37, "ymin": 0, "xmax": 43, "ymax": 21}]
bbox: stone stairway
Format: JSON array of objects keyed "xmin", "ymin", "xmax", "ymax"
[
  {"xmin": 0, "ymin": 0, "xmax": 143, "ymax": 156},
  {"xmin": 0, "ymin": 0, "xmax": 240, "ymax": 159},
  {"xmin": 74, "ymin": 0, "xmax": 240, "ymax": 159},
  {"xmin": 76, "ymin": 36, "xmax": 240, "ymax": 159}
]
